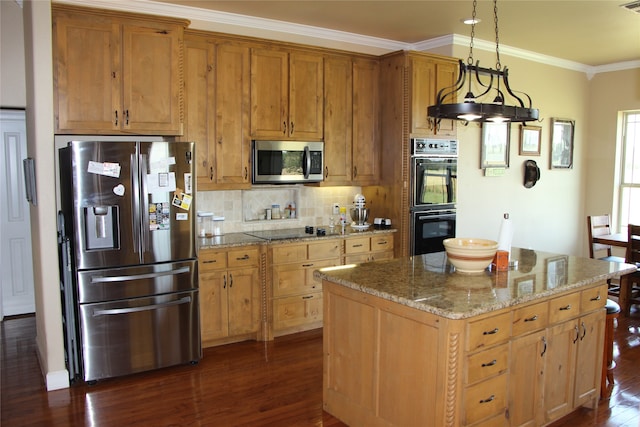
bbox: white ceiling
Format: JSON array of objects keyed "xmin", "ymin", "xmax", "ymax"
[{"xmin": 64, "ymin": 0, "xmax": 640, "ymax": 69}]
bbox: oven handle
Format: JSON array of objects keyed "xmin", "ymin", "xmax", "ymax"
[
  {"xmin": 92, "ymin": 296, "xmax": 192, "ymax": 316},
  {"xmin": 90, "ymin": 266, "xmax": 190, "ymax": 283},
  {"xmin": 416, "ymin": 211, "xmax": 456, "ymax": 220}
]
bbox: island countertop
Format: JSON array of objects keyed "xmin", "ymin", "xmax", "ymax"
[{"xmin": 315, "ymin": 247, "xmax": 636, "ymax": 320}]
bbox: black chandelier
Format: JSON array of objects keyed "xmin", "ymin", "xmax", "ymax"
[{"xmin": 427, "ymin": 0, "xmax": 539, "ymax": 124}]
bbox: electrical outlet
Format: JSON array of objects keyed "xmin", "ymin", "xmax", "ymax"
[{"xmin": 332, "ymin": 203, "xmax": 340, "ymax": 215}]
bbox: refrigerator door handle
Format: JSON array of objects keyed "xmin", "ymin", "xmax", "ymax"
[
  {"xmin": 131, "ymin": 153, "xmax": 141, "ymax": 254},
  {"xmin": 140, "ymin": 153, "xmax": 150, "ymax": 253},
  {"xmin": 90, "ymin": 266, "xmax": 191, "ymax": 283},
  {"xmin": 92, "ymin": 296, "xmax": 192, "ymax": 316}
]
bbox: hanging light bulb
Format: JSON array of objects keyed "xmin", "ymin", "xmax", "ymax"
[{"xmin": 427, "ymin": 0, "xmax": 539, "ymax": 124}]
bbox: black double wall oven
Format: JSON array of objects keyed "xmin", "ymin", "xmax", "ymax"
[{"xmin": 411, "ymin": 138, "xmax": 458, "ymax": 255}]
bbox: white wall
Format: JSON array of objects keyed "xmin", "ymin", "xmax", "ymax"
[{"xmin": 1, "ymin": 0, "xmax": 27, "ymax": 107}]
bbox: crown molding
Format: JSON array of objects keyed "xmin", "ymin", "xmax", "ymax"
[{"xmin": 55, "ymin": 0, "xmax": 639, "ymax": 76}]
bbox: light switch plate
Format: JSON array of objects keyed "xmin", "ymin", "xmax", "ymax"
[{"xmin": 332, "ymin": 203, "xmax": 340, "ymax": 215}]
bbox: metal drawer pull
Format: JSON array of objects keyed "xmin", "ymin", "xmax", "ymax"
[
  {"xmin": 524, "ymin": 315, "xmax": 538, "ymax": 322},
  {"xmin": 203, "ymin": 260, "xmax": 217, "ymax": 264},
  {"xmin": 353, "ymin": 244, "xmax": 364, "ymax": 248},
  {"xmin": 482, "ymin": 359, "xmax": 497, "ymax": 368},
  {"xmin": 559, "ymin": 304, "xmax": 572, "ymax": 311},
  {"xmin": 236, "ymin": 255, "xmax": 250, "ymax": 261},
  {"xmin": 479, "ymin": 395, "xmax": 495, "ymax": 404},
  {"xmin": 302, "ymin": 295, "xmax": 314, "ymax": 299},
  {"xmin": 91, "ymin": 266, "xmax": 190, "ymax": 283},
  {"xmin": 302, "ymin": 263, "xmax": 314, "ymax": 267},
  {"xmin": 377, "ymin": 241, "xmax": 388, "ymax": 245},
  {"xmin": 93, "ymin": 296, "xmax": 191, "ymax": 316},
  {"xmin": 590, "ymin": 294, "xmax": 601, "ymax": 301},
  {"xmin": 483, "ymin": 328, "xmax": 499, "ymax": 335}
]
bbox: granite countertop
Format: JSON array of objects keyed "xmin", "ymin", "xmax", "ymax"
[
  {"xmin": 314, "ymin": 248, "xmax": 637, "ymax": 320},
  {"xmin": 197, "ymin": 226, "xmax": 396, "ymax": 250}
]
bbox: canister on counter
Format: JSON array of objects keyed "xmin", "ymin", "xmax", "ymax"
[{"xmin": 197, "ymin": 211, "xmax": 214, "ymax": 237}]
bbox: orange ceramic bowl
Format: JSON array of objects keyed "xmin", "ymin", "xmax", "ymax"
[{"xmin": 443, "ymin": 238, "xmax": 499, "ymax": 273}]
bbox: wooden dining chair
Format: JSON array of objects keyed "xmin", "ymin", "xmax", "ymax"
[
  {"xmin": 624, "ymin": 224, "xmax": 640, "ymax": 311},
  {"xmin": 587, "ymin": 215, "xmax": 626, "ymax": 298},
  {"xmin": 587, "ymin": 215, "xmax": 626, "ymax": 262}
]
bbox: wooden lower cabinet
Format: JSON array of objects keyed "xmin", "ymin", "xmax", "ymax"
[
  {"xmin": 199, "ymin": 247, "xmax": 261, "ymax": 347},
  {"xmin": 322, "ymin": 280, "xmax": 607, "ymax": 427},
  {"xmin": 270, "ymin": 240, "xmax": 341, "ymax": 336},
  {"xmin": 344, "ymin": 234, "xmax": 394, "ymax": 264}
]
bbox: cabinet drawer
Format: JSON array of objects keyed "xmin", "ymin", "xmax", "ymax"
[
  {"xmin": 227, "ymin": 247, "xmax": 260, "ymax": 268},
  {"xmin": 467, "ymin": 312, "xmax": 511, "ymax": 352},
  {"xmin": 199, "ymin": 251, "xmax": 227, "ymax": 271},
  {"xmin": 512, "ymin": 302, "xmax": 549, "ymax": 336},
  {"xmin": 272, "ymin": 244, "xmax": 307, "ymax": 264},
  {"xmin": 581, "ymin": 284, "xmax": 607, "ymax": 313},
  {"xmin": 273, "ymin": 293, "xmax": 322, "ymax": 330},
  {"xmin": 308, "ymin": 240, "xmax": 340, "ymax": 260},
  {"xmin": 369, "ymin": 250, "xmax": 394, "ymax": 262},
  {"xmin": 273, "ymin": 264, "xmax": 307, "ymax": 297},
  {"xmin": 344, "ymin": 253, "xmax": 370, "ymax": 264},
  {"xmin": 345, "ymin": 237, "xmax": 370, "ymax": 254},
  {"xmin": 463, "ymin": 374, "xmax": 507, "ymax": 426},
  {"xmin": 549, "ymin": 292, "xmax": 581, "ymax": 324},
  {"xmin": 371, "ymin": 235, "xmax": 393, "ymax": 252},
  {"xmin": 466, "ymin": 343, "xmax": 509, "ymax": 385}
]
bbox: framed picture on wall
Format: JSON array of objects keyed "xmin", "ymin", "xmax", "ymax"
[
  {"xmin": 519, "ymin": 125, "xmax": 541, "ymax": 156},
  {"xmin": 481, "ymin": 122, "xmax": 510, "ymax": 169},
  {"xmin": 550, "ymin": 118, "xmax": 575, "ymax": 169}
]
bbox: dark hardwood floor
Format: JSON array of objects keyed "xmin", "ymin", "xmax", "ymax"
[{"xmin": 2, "ymin": 309, "xmax": 639, "ymax": 426}]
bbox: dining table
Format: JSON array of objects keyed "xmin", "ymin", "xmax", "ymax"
[{"xmin": 593, "ymin": 233, "xmax": 636, "ymax": 316}]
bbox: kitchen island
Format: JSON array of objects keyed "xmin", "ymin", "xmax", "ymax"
[{"xmin": 315, "ymin": 249, "xmax": 635, "ymax": 427}]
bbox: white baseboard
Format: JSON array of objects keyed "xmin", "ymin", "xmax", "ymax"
[{"xmin": 46, "ymin": 370, "xmax": 70, "ymax": 391}]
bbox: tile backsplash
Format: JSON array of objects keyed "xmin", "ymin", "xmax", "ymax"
[{"xmin": 197, "ymin": 186, "xmax": 363, "ymax": 233}]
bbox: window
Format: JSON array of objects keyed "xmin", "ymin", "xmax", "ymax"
[{"xmin": 617, "ymin": 111, "xmax": 640, "ymax": 233}]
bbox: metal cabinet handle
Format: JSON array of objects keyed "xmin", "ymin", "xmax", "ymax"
[
  {"xmin": 244, "ymin": 166, "xmax": 248, "ymax": 180},
  {"xmin": 573, "ymin": 325, "xmax": 580, "ymax": 343},
  {"xmin": 236, "ymin": 255, "xmax": 250, "ymax": 261},
  {"xmin": 223, "ymin": 275, "xmax": 227, "ymax": 289},
  {"xmin": 325, "ymin": 166, "xmax": 329, "ymax": 178},
  {"xmin": 353, "ymin": 244, "xmax": 364, "ymax": 248},
  {"xmin": 580, "ymin": 322, "xmax": 587, "ymax": 340},
  {"xmin": 229, "ymin": 273, "xmax": 233, "ymax": 288},
  {"xmin": 302, "ymin": 263, "xmax": 314, "ymax": 267},
  {"xmin": 203, "ymin": 260, "xmax": 217, "ymax": 264},
  {"xmin": 541, "ymin": 336, "xmax": 547, "ymax": 357},
  {"xmin": 525, "ymin": 315, "xmax": 538, "ymax": 322},
  {"xmin": 559, "ymin": 305, "xmax": 572, "ymax": 311},
  {"xmin": 590, "ymin": 294, "xmax": 601, "ymax": 301},
  {"xmin": 302, "ymin": 295, "xmax": 313, "ymax": 299},
  {"xmin": 481, "ymin": 359, "xmax": 497, "ymax": 368},
  {"xmin": 125, "ymin": 109, "xmax": 129, "ymax": 125},
  {"xmin": 283, "ymin": 121, "xmax": 287, "ymax": 134},
  {"xmin": 353, "ymin": 166, "xmax": 358, "ymax": 178},
  {"xmin": 114, "ymin": 110, "xmax": 118, "ymax": 126},
  {"xmin": 483, "ymin": 328, "xmax": 499, "ymax": 335},
  {"xmin": 210, "ymin": 166, "xmax": 213, "ymax": 181},
  {"xmin": 290, "ymin": 121, "xmax": 294, "ymax": 135},
  {"xmin": 377, "ymin": 241, "xmax": 388, "ymax": 245},
  {"xmin": 479, "ymin": 395, "xmax": 495, "ymax": 404}
]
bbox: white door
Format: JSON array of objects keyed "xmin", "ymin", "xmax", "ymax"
[{"xmin": 0, "ymin": 109, "xmax": 35, "ymax": 318}]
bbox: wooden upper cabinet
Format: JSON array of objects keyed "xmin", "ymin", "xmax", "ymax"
[
  {"xmin": 214, "ymin": 42, "xmax": 251, "ymax": 187},
  {"xmin": 53, "ymin": 6, "xmax": 187, "ymax": 135},
  {"xmin": 182, "ymin": 33, "xmax": 251, "ymax": 190},
  {"xmin": 352, "ymin": 57, "xmax": 380, "ymax": 185},
  {"xmin": 322, "ymin": 55, "xmax": 353, "ymax": 185},
  {"xmin": 250, "ymin": 48, "xmax": 323, "ymax": 139},
  {"xmin": 409, "ymin": 54, "xmax": 458, "ymax": 137}
]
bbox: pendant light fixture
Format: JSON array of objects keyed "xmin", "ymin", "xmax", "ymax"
[{"xmin": 427, "ymin": 0, "xmax": 539, "ymax": 124}]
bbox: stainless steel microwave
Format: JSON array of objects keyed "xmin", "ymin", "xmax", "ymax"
[{"xmin": 252, "ymin": 140, "xmax": 324, "ymax": 184}]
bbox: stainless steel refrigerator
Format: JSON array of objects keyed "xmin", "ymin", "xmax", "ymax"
[{"xmin": 58, "ymin": 140, "xmax": 200, "ymax": 382}]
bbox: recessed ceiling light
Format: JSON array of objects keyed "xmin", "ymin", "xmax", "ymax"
[{"xmin": 461, "ymin": 18, "xmax": 481, "ymax": 25}]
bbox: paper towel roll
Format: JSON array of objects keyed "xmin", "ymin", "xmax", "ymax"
[{"xmin": 497, "ymin": 213, "xmax": 513, "ymax": 255}]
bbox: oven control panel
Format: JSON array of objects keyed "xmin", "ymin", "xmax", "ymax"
[{"xmin": 412, "ymin": 138, "xmax": 458, "ymax": 156}]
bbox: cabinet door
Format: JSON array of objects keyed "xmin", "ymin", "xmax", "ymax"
[
  {"xmin": 250, "ymin": 48, "xmax": 288, "ymax": 137},
  {"xmin": 182, "ymin": 36, "xmax": 215, "ymax": 187},
  {"xmin": 543, "ymin": 320, "xmax": 577, "ymax": 422},
  {"xmin": 410, "ymin": 57, "xmax": 436, "ymax": 136},
  {"xmin": 121, "ymin": 22, "xmax": 183, "ymax": 134},
  {"xmin": 53, "ymin": 14, "xmax": 120, "ymax": 133},
  {"xmin": 227, "ymin": 267, "xmax": 261, "ymax": 336},
  {"xmin": 215, "ymin": 42, "xmax": 251, "ymax": 186},
  {"xmin": 573, "ymin": 310, "xmax": 604, "ymax": 407},
  {"xmin": 352, "ymin": 58, "xmax": 380, "ymax": 185},
  {"xmin": 200, "ymin": 270, "xmax": 229, "ymax": 342},
  {"xmin": 434, "ymin": 61, "xmax": 457, "ymax": 136},
  {"xmin": 323, "ymin": 55, "xmax": 353, "ymax": 184},
  {"xmin": 509, "ymin": 331, "xmax": 545, "ymax": 427},
  {"xmin": 289, "ymin": 52, "xmax": 323, "ymax": 139}
]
